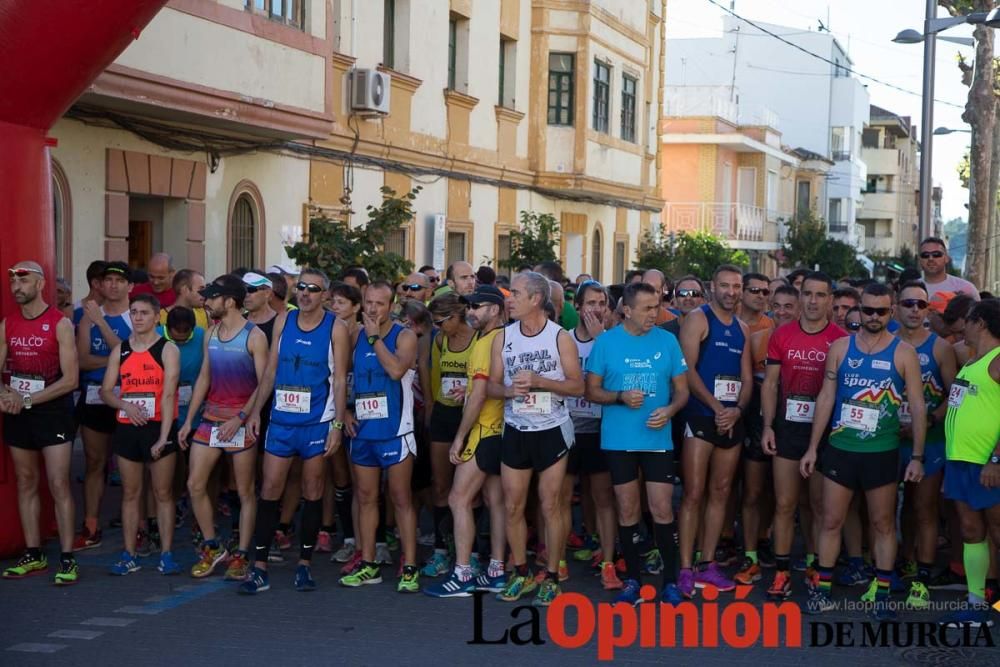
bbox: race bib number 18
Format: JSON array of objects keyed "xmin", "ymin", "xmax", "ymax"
[{"xmin": 714, "ymin": 375, "xmax": 741, "ymax": 402}]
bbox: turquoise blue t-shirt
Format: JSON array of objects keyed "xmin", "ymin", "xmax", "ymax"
[
  {"xmin": 586, "ymin": 325, "xmax": 687, "ymax": 451},
  {"xmin": 157, "ymin": 325, "xmax": 205, "ymax": 427}
]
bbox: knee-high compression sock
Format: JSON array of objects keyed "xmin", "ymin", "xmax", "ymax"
[
  {"xmin": 334, "ymin": 485, "xmax": 354, "ymax": 540},
  {"xmin": 963, "ymin": 540, "xmax": 990, "ymax": 601},
  {"xmin": 253, "ymin": 499, "xmax": 281, "ymax": 566},
  {"xmin": 618, "ymin": 523, "xmax": 642, "ymax": 583},
  {"xmin": 655, "ymin": 521, "xmax": 678, "ymax": 586},
  {"xmin": 299, "ymin": 499, "xmax": 323, "ymax": 563}
]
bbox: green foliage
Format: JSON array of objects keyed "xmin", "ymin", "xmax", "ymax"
[
  {"xmin": 635, "ymin": 228, "xmax": 748, "ymax": 278},
  {"xmin": 285, "ymin": 185, "xmax": 418, "ymax": 281},
  {"xmin": 780, "ymin": 211, "xmax": 868, "ymax": 277},
  {"xmin": 499, "ymin": 211, "xmax": 560, "ymax": 270}
]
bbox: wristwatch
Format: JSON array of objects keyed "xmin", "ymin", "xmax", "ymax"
[
  {"xmin": 911, "ymin": 454, "xmax": 924, "ymax": 463},
  {"xmin": 332, "ymin": 420, "xmax": 344, "ymax": 431},
  {"xmin": 990, "ymin": 454, "xmax": 1000, "ymax": 465},
  {"xmin": 21, "ymin": 394, "xmax": 32, "ymax": 410},
  {"xmin": 367, "ymin": 333, "xmax": 380, "ymax": 345},
  {"xmin": 238, "ymin": 410, "xmax": 248, "ymax": 423}
]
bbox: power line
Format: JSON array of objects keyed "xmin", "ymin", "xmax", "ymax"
[{"xmin": 703, "ymin": 0, "xmax": 966, "ymax": 109}]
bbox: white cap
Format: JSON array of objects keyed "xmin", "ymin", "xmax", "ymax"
[
  {"xmin": 242, "ymin": 271, "xmax": 272, "ymax": 289},
  {"xmin": 266, "ymin": 264, "xmax": 299, "ymax": 276}
]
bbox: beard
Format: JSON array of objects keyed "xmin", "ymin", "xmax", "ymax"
[{"xmin": 863, "ymin": 320, "xmax": 885, "ymax": 333}]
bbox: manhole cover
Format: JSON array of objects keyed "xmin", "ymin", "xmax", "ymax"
[{"xmin": 897, "ymin": 646, "xmax": 998, "ymax": 667}]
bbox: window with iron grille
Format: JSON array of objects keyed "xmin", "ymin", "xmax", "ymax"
[
  {"xmin": 448, "ymin": 19, "xmax": 458, "ymax": 90},
  {"xmin": 498, "ymin": 39, "xmax": 507, "ymax": 107},
  {"xmin": 447, "ymin": 231, "xmax": 467, "ymax": 265},
  {"xmin": 547, "ymin": 53, "xmax": 574, "ymax": 126},
  {"xmin": 384, "ymin": 226, "xmax": 408, "ymax": 258},
  {"xmin": 613, "ymin": 240, "xmax": 626, "ymax": 283},
  {"xmin": 621, "ymin": 74, "xmax": 637, "ymax": 142},
  {"xmin": 591, "ymin": 229, "xmax": 602, "ymax": 282},
  {"xmin": 593, "ymin": 61, "xmax": 610, "ymax": 133},
  {"xmin": 497, "ymin": 233, "xmax": 512, "ymax": 278},
  {"xmin": 383, "ymin": 0, "xmax": 395, "ymax": 68},
  {"xmin": 246, "ymin": 0, "xmax": 303, "ymax": 29},
  {"xmin": 230, "ymin": 194, "xmax": 257, "ymax": 270}
]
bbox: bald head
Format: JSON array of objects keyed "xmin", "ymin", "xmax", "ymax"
[
  {"xmin": 642, "ymin": 269, "xmax": 665, "ymax": 294},
  {"xmin": 447, "ymin": 260, "xmax": 475, "ymax": 296},
  {"xmin": 548, "ymin": 279, "xmax": 564, "ymax": 315},
  {"xmin": 403, "ymin": 272, "xmax": 431, "ymax": 302},
  {"xmin": 12, "ymin": 260, "xmax": 44, "ymax": 276},
  {"xmin": 9, "ymin": 260, "xmax": 45, "ymax": 306},
  {"xmin": 147, "ymin": 253, "xmax": 175, "ymax": 294}
]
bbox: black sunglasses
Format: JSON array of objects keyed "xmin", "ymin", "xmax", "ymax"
[
  {"xmin": 245, "ymin": 285, "xmax": 270, "ymax": 294},
  {"xmin": 296, "ymin": 282, "xmax": 324, "ymax": 293},
  {"xmin": 899, "ymin": 298, "xmax": 928, "ymax": 310},
  {"xmin": 920, "ymin": 251, "xmax": 945, "ymax": 259},
  {"xmin": 432, "ymin": 316, "xmax": 451, "ymax": 326},
  {"xmin": 404, "ymin": 284, "xmax": 425, "ymax": 292},
  {"xmin": 428, "ymin": 276, "xmax": 440, "ymax": 283},
  {"xmin": 860, "ymin": 306, "xmax": 891, "ymax": 317},
  {"xmin": 846, "ymin": 321, "xmax": 862, "ymax": 331},
  {"xmin": 745, "ymin": 286, "xmax": 770, "ymax": 296},
  {"xmin": 677, "ymin": 288, "xmax": 702, "ymax": 298}
]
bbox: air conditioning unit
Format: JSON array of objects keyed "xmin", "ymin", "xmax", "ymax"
[{"xmin": 350, "ymin": 69, "xmax": 391, "ymax": 115}]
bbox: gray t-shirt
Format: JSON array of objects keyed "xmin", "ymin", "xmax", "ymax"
[{"xmin": 924, "ymin": 274, "xmax": 980, "ymax": 301}]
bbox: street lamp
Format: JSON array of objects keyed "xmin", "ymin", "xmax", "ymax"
[
  {"xmin": 933, "ymin": 126, "xmax": 972, "ymax": 135},
  {"xmin": 893, "ymin": 7, "xmax": 994, "ymax": 241}
]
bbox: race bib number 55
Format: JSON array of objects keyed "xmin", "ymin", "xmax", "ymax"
[{"xmin": 839, "ymin": 399, "xmax": 878, "ymax": 433}]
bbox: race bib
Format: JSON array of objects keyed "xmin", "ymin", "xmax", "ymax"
[
  {"xmin": 714, "ymin": 375, "xmax": 741, "ymax": 402},
  {"xmin": 513, "ymin": 391, "xmax": 552, "ymax": 416},
  {"xmin": 275, "ymin": 385, "xmax": 311, "ymax": 413},
  {"xmin": 356, "ymin": 393, "xmax": 389, "ymax": 420},
  {"xmin": 10, "ymin": 375, "xmax": 44, "ymax": 394},
  {"xmin": 119, "ymin": 393, "xmax": 156, "ymax": 419},
  {"xmin": 210, "ymin": 426, "xmax": 246, "ymax": 449},
  {"xmin": 785, "ymin": 395, "xmax": 815, "ymax": 424},
  {"xmin": 567, "ymin": 396, "xmax": 602, "ymax": 418},
  {"xmin": 839, "ymin": 399, "xmax": 878, "ymax": 433},
  {"xmin": 86, "ymin": 383, "xmax": 119, "ymax": 405},
  {"xmin": 948, "ymin": 380, "xmax": 970, "ymax": 408},
  {"xmin": 178, "ymin": 383, "xmax": 193, "ymax": 407},
  {"xmin": 440, "ymin": 375, "xmax": 467, "ymax": 400},
  {"xmin": 898, "ymin": 401, "xmax": 912, "ymax": 425}
]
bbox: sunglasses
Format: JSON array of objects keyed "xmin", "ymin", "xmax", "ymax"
[
  {"xmin": 676, "ymin": 289, "xmax": 702, "ymax": 298},
  {"xmin": 899, "ymin": 298, "xmax": 928, "ymax": 310},
  {"xmin": 432, "ymin": 316, "xmax": 452, "ymax": 326},
  {"xmin": 245, "ymin": 284, "xmax": 270, "ymax": 294},
  {"xmin": 428, "ymin": 276, "xmax": 440, "ymax": 283},
  {"xmin": 8, "ymin": 267, "xmax": 43, "ymax": 278},
  {"xmin": 860, "ymin": 306, "xmax": 891, "ymax": 317},
  {"xmin": 745, "ymin": 286, "xmax": 771, "ymax": 296},
  {"xmin": 296, "ymin": 282, "xmax": 324, "ymax": 293},
  {"xmin": 846, "ymin": 321, "xmax": 862, "ymax": 331},
  {"xmin": 920, "ymin": 251, "xmax": 945, "ymax": 259},
  {"xmin": 404, "ymin": 284, "xmax": 425, "ymax": 292}
]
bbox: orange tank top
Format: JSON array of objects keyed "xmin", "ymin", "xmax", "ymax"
[{"xmin": 117, "ymin": 337, "xmax": 168, "ymax": 423}]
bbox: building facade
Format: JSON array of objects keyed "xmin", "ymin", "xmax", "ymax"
[{"xmin": 51, "ymin": 0, "xmax": 665, "ymax": 296}]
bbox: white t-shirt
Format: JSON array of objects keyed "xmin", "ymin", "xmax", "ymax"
[{"xmin": 924, "ymin": 274, "xmax": 980, "ymax": 302}]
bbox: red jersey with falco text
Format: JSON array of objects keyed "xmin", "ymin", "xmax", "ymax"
[
  {"xmin": 766, "ymin": 320, "xmax": 847, "ymax": 410},
  {"xmin": 4, "ymin": 306, "xmax": 65, "ymax": 388}
]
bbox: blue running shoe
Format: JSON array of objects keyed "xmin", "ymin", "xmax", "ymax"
[
  {"xmin": 870, "ymin": 598, "xmax": 897, "ymax": 622},
  {"xmin": 938, "ymin": 605, "xmax": 994, "ymax": 628},
  {"xmin": 424, "ymin": 571, "xmax": 475, "ymax": 598},
  {"xmin": 157, "ymin": 551, "xmax": 181, "ymax": 575},
  {"xmin": 469, "ymin": 554, "xmax": 482, "ymax": 577},
  {"xmin": 238, "ymin": 567, "xmax": 270, "ymax": 595},
  {"xmin": 421, "ymin": 550, "xmax": 450, "ymax": 577},
  {"xmin": 109, "ymin": 551, "xmax": 140, "ymax": 576},
  {"xmin": 661, "ymin": 583, "xmax": 683, "ymax": 605},
  {"xmin": 614, "ymin": 579, "xmax": 643, "ymax": 606},
  {"xmin": 294, "ymin": 564, "xmax": 317, "ymax": 592},
  {"xmin": 836, "ymin": 561, "xmax": 869, "ymax": 587},
  {"xmin": 473, "ymin": 571, "xmax": 506, "ymax": 593}
]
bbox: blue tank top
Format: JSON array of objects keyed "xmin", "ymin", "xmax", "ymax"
[
  {"xmin": 829, "ymin": 335, "xmax": 904, "ymax": 453},
  {"xmin": 206, "ymin": 321, "xmax": 258, "ymax": 413},
  {"xmin": 903, "ymin": 334, "xmax": 945, "ymax": 446},
  {"xmin": 687, "ymin": 304, "xmax": 745, "ymax": 417},
  {"xmin": 158, "ymin": 325, "xmax": 205, "ymax": 426},
  {"xmin": 81, "ymin": 309, "xmax": 133, "ymax": 384},
  {"xmin": 353, "ymin": 323, "xmax": 415, "ymax": 441},
  {"xmin": 270, "ymin": 310, "xmax": 336, "ymax": 426}
]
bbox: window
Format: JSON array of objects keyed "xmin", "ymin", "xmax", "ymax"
[
  {"xmin": 230, "ymin": 194, "xmax": 258, "ymax": 270},
  {"xmin": 613, "ymin": 240, "xmax": 626, "ymax": 283},
  {"xmin": 496, "ymin": 233, "xmax": 512, "ymax": 278},
  {"xmin": 447, "ymin": 231, "xmax": 467, "ymax": 265},
  {"xmin": 831, "ymin": 126, "xmax": 850, "ymax": 161},
  {"xmin": 547, "ymin": 53, "xmax": 574, "ymax": 125},
  {"xmin": 796, "ymin": 180, "xmax": 811, "ymax": 215},
  {"xmin": 383, "ymin": 0, "xmax": 395, "ymax": 68},
  {"xmin": 590, "ymin": 228, "xmax": 602, "ymax": 282},
  {"xmin": 385, "ymin": 226, "xmax": 407, "ymax": 257},
  {"xmin": 498, "ymin": 39, "xmax": 507, "ymax": 107},
  {"xmin": 593, "ymin": 61, "xmax": 610, "ymax": 133},
  {"xmin": 864, "ymin": 176, "xmax": 878, "ymax": 194},
  {"xmin": 621, "ymin": 74, "xmax": 637, "ymax": 142},
  {"xmin": 246, "ymin": 0, "xmax": 303, "ymax": 28},
  {"xmin": 828, "ymin": 198, "xmax": 846, "ymax": 232},
  {"xmin": 766, "ymin": 170, "xmax": 778, "ymax": 215},
  {"xmin": 448, "ymin": 19, "xmax": 457, "ymax": 90}
]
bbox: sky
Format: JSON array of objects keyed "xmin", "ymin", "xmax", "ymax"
[{"xmin": 665, "ymin": 0, "xmax": 975, "ymax": 223}]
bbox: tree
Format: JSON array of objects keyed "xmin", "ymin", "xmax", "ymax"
[
  {"xmin": 499, "ymin": 211, "xmax": 560, "ymax": 270},
  {"xmin": 285, "ymin": 185, "xmax": 418, "ymax": 281},
  {"xmin": 780, "ymin": 211, "xmax": 868, "ymax": 277},
  {"xmin": 635, "ymin": 227, "xmax": 748, "ymax": 278}
]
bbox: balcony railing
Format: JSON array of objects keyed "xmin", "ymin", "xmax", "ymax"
[
  {"xmin": 661, "ymin": 202, "xmax": 778, "ymax": 243},
  {"xmin": 832, "ymin": 151, "xmax": 852, "ymax": 162}
]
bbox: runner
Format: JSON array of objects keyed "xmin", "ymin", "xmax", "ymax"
[
  {"xmin": 72, "ymin": 260, "xmax": 107, "ymax": 325},
  {"xmin": 179, "ymin": 275, "xmax": 268, "ymax": 580},
  {"xmin": 241, "ymin": 269, "xmax": 349, "ymax": 594},
  {"xmin": 832, "ymin": 287, "xmax": 860, "ymax": 330},
  {"xmin": 446, "ymin": 261, "xmax": 476, "ymax": 297},
  {"xmin": 938, "ymin": 298, "xmax": 1000, "ymax": 627},
  {"xmin": 242, "ymin": 271, "xmax": 281, "ymax": 344},
  {"xmin": 424, "ymin": 285, "xmax": 508, "ymax": 597},
  {"xmin": 677, "ymin": 264, "xmax": 752, "ymax": 596},
  {"xmin": 585, "ymin": 282, "xmax": 690, "ymax": 605},
  {"xmin": 73, "ymin": 261, "xmax": 133, "ymax": 550},
  {"xmin": 760, "ymin": 272, "xmax": 845, "ymax": 600},
  {"xmin": 339, "ymin": 281, "xmax": 420, "ymax": 592},
  {"xmin": 100, "ymin": 294, "xmax": 181, "ymax": 575},
  {"xmin": 740, "ymin": 272, "xmax": 774, "ymax": 335},
  {"xmin": 422, "ymin": 293, "xmax": 477, "ymax": 577},
  {"xmin": 801, "ymin": 283, "xmax": 927, "ymax": 620},
  {"xmin": 918, "ymin": 237, "xmax": 979, "ymax": 303},
  {"xmin": 487, "ymin": 271, "xmax": 584, "ymax": 607},
  {"xmin": 894, "ymin": 281, "xmax": 956, "ymax": 610},
  {"xmin": 158, "ymin": 269, "xmax": 208, "ymax": 329},
  {"xmin": 0, "ymin": 262, "xmax": 80, "ymax": 584}
]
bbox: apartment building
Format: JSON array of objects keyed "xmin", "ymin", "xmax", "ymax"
[
  {"xmin": 49, "ymin": 0, "xmax": 665, "ymax": 294},
  {"xmin": 857, "ymin": 104, "xmax": 919, "ymax": 257}
]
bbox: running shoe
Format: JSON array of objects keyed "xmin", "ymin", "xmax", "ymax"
[
  {"xmin": 614, "ymin": 579, "xmax": 642, "ymax": 606},
  {"xmin": 375, "ymin": 542, "xmax": 393, "ymax": 566},
  {"xmin": 332, "ymin": 539, "xmax": 357, "ymax": 563},
  {"xmin": 805, "ymin": 588, "xmax": 836, "ymax": 614},
  {"xmin": 767, "ymin": 571, "xmax": 792, "ymax": 601},
  {"xmin": 397, "ymin": 565, "xmax": 420, "ymax": 593},
  {"xmin": 273, "ymin": 529, "xmax": 293, "ymax": 551},
  {"xmin": 534, "ymin": 546, "xmax": 548, "ymax": 568},
  {"xmin": 421, "ymin": 551, "xmax": 450, "ymax": 577},
  {"xmin": 224, "ymin": 552, "xmax": 250, "ymax": 581},
  {"xmin": 316, "ymin": 531, "xmax": 334, "ymax": 553},
  {"xmin": 238, "ymin": 567, "xmax": 270, "ymax": 595},
  {"xmin": 805, "ymin": 567, "xmax": 820, "ymax": 591},
  {"xmin": 836, "ymin": 561, "xmax": 870, "ymax": 587},
  {"xmin": 661, "ymin": 583, "xmax": 683, "ymax": 605},
  {"xmin": 870, "ymin": 598, "xmax": 897, "ymax": 622},
  {"xmin": 734, "ymin": 558, "xmax": 762, "ymax": 585},
  {"xmin": 600, "ymin": 561, "xmax": 624, "ymax": 590},
  {"xmin": 72, "ymin": 527, "xmax": 102, "ymax": 552},
  {"xmin": 928, "ymin": 568, "xmax": 966, "ymax": 591},
  {"xmin": 533, "ymin": 560, "xmax": 569, "ymax": 584},
  {"xmin": 897, "ymin": 558, "xmax": 918, "ymax": 580},
  {"xmin": 3, "ymin": 552, "xmax": 48, "ymax": 579},
  {"xmin": 860, "ymin": 579, "xmax": 878, "ymax": 603},
  {"xmin": 191, "ymin": 542, "xmax": 229, "ymax": 578},
  {"xmin": 532, "ymin": 579, "xmax": 561, "ymax": 607},
  {"xmin": 642, "ymin": 548, "xmax": 663, "ymax": 575},
  {"xmin": 294, "ymin": 564, "xmax": 317, "ymax": 591},
  {"xmin": 424, "ymin": 571, "xmax": 475, "ymax": 598},
  {"xmin": 938, "ymin": 605, "xmax": 994, "ymax": 628},
  {"xmin": 474, "ymin": 571, "xmax": 507, "ymax": 593},
  {"xmin": 386, "ymin": 530, "xmax": 400, "ymax": 552},
  {"xmin": 158, "ymin": 552, "xmax": 181, "ymax": 575},
  {"xmin": 135, "ymin": 530, "xmax": 152, "ymax": 558},
  {"xmin": 906, "ymin": 581, "xmax": 930, "ymax": 610},
  {"xmin": 340, "ymin": 563, "xmax": 382, "ymax": 587},
  {"xmin": 267, "ymin": 540, "xmax": 285, "ymax": 563},
  {"xmin": 677, "ymin": 568, "xmax": 696, "ymax": 599},
  {"xmin": 340, "ymin": 550, "xmax": 363, "ymax": 575},
  {"xmin": 714, "ymin": 539, "xmax": 738, "ymax": 567},
  {"xmin": 109, "ymin": 551, "xmax": 140, "ymax": 576},
  {"xmin": 792, "ymin": 556, "xmax": 809, "ymax": 572},
  {"xmin": 469, "ymin": 553, "xmax": 482, "ymax": 577},
  {"xmin": 566, "ymin": 532, "xmax": 585, "ymax": 550},
  {"xmin": 54, "ymin": 559, "xmax": 79, "ymax": 586},
  {"xmin": 417, "ymin": 532, "xmax": 435, "ymax": 547},
  {"xmin": 694, "ymin": 563, "xmax": 735, "ymax": 592},
  {"xmin": 757, "ymin": 540, "xmax": 776, "ymax": 568},
  {"xmin": 497, "ymin": 574, "xmax": 537, "ymax": 602}
]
